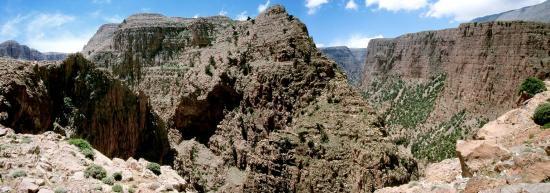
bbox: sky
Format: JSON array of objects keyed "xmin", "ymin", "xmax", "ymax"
[{"xmin": 0, "ymin": 0, "xmax": 546, "ymax": 53}]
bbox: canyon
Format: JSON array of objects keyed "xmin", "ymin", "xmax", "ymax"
[
  {"xmin": 0, "ymin": 40, "xmax": 66, "ymax": 61},
  {"xmin": 0, "ymin": 4, "xmax": 549, "ymax": 193}
]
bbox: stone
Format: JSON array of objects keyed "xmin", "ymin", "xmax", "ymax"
[
  {"xmin": 456, "ymin": 140, "xmax": 511, "ymax": 177},
  {"xmin": 37, "ymin": 189, "xmax": 54, "ymax": 193},
  {"xmin": 18, "ymin": 178, "xmax": 39, "ymax": 193}
]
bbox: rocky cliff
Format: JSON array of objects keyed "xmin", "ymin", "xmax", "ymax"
[
  {"xmin": 319, "ymin": 46, "xmax": 367, "ymax": 85},
  {"xmin": 0, "ymin": 40, "xmax": 67, "ymax": 61},
  {"xmin": 472, "ymin": 0, "xmax": 550, "ymax": 23},
  {"xmin": 362, "ymin": 21, "xmax": 550, "ymax": 162},
  {"xmin": 83, "ymin": 6, "xmax": 417, "ymax": 192},
  {"xmin": 0, "ymin": 55, "xmax": 170, "ymax": 162}
]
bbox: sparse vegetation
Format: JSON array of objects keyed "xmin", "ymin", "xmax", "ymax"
[
  {"xmin": 68, "ymin": 138, "xmax": 95, "ymax": 160},
  {"xmin": 21, "ymin": 136, "xmax": 32, "ymax": 144},
  {"xmin": 519, "ymin": 77, "xmax": 546, "ymax": 97},
  {"xmin": 84, "ymin": 164, "xmax": 107, "ymax": 180},
  {"xmin": 205, "ymin": 65, "xmax": 213, "ymax": 76},
  {"xmin": 128, "ymin": 187, "xmax": 136, "ymax": 193},
  {"xmin": 101, "ymin": 176, "xmax": 114, "ymax": 185},
  {"xmin": 113, "ymin": 172, "xmax": 122, "ymax": 181},
  {"xmin": 10, "ymin": 169, "xmax": 26, "ymax": 178},
  {"xmin": 112, "ymin": 184, "xmax": 123, "ymax": 192},
  {"xmin": 54, "ymin": 188, "xmax": 67, "ymax": 193},
  {"xmin": 533, "ymin": 103, "xmax": 550, "ymax": 128},
  {"xmin": 147, "ymin": 162, "xmax": 161, "ymax": 175}
]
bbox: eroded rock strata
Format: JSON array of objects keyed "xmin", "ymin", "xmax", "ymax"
[
  {"xmin": 362, "ymin": 21, "xmax": 550, "ymax": 162},
  {"xmin": 83, "ymin": 6, "xmax": 418, "ymax": 192}
]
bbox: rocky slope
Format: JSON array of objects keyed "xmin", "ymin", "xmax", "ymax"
[
  {"xmin": 0, "ymin": 40, "xmax": 67, "ymax": 61},
  {"xmin": 472, "ymin": 0, "xmax": 550, "ymax": 23},
  {"xmin": 0, "ymin": 55, "xmax": 170, "ymax": 162},
  {"xmin": 361, "ymin": 21, "xmax": 550, "ymax": 163},
  {"xmin": 319, "ymin": 46, "xmax": 367, "ymax": 85},
  {"xmin": 0, "ymin": 127, "xmax": 193, "ymax": 192},
  {"xmin": 82, "ymin": 6, "xmax": 417, "ymax": 192},
  {"xmin": 375, "ymin": 81, "xmax": 550, "ymax": 193}
]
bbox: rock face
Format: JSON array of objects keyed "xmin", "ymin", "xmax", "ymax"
[
  {"xmin": 362, "ymin": 21, "xmax": 550, "ymax": 162},
  {"xmin": 0, "ymin": 129, "xmax": 194, "ymax": 192},
  {"xmin": 319, "ymin": 46, "xmax": 367, "ymax": 85},
  {"xmin": 0, "ymin": 55, "xmax": 170, "ymax": 162},
  {"xmin": 375, "ymin": 81, "xmax": 550, "ymax": 193},
  {"xmin": 84, "ymin": 6, "xmax": 418, "ymax": 192},
  {"xmin": 472, "ymin": 0, "xmax": 550, "ymax": 23},
  {"xmin": 0, "ymin": 40, "xmax": 67, "ymax": 61}
]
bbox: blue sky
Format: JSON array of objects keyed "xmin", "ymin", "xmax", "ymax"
[{"xmin": 0, "ymin": 0, "xmax": 545, "ymax": 52}]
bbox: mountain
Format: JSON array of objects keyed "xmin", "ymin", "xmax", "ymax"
[
  {"xmin": 472, "ymin": 0, "xmax": 550, "ymax": 23},
  {"xmin": 0, "ymin": 40, "xmax": 67, "ymax": 61},
  {"xmin": 319, "ymin": 46, "xmax": 367, "ymax": 86},
  {"xmin": 361, "ymin": 21, "xmax": 550, "ymax": 163},
  {"xmin": 1, "ymin": 6, "xmax": 417, "ymax": 192}
]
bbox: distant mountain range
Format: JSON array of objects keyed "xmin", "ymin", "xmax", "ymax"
[
  {"xmin": 319, "ymin": 46, "xmax": 366, "ymax": 86},
  {"xmin": 472, "ymin": 0, "xmax": 550, "ymax": 23},
  {"xmin": 0, "ymin": 40, "xmax": 67, "ymax": 61}
]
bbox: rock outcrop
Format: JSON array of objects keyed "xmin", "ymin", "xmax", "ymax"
[
  {"xmin": 319, "ymin": 46, "xmax": 367, "ymax": 85},
  {"xmin": 0, "ymin": 128, "xmax": 194, "ymax": 192},
  {"xmin": 362, "ymin": 21, "xmax": 550, "ymax": 162},
  {"xmin": 83, "ymin": 6, "xmax": 418, "ymax": 192},
  {"xmin": 0, "ymin": 40, "xmax": 67, "ymax": 61},
  {"xmin": 375, "ymin": 81, "xmax": 550, "ymax": 193},
  {"xmin": 0, "ymin": 55, "xmax": 170, "ymax": 162},
  {"xmin": 472, "ymin": 0, "xmax": 550, "ymax": 23}
]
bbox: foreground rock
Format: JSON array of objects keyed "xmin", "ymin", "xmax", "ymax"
[
  {"xmin": 0, "ymin": 129, "xmax": 194, "ymax": 192},
  {"xmin": 375, "ymin": 81, "xmax": 550, "ymax": 193}
]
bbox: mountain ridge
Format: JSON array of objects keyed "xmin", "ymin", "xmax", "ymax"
[{"xmin": 0, "ymin": 40, "xmax": 67, "ymax": 61}]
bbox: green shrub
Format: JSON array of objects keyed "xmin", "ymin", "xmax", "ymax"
[
  {"xmin": 54, "ymin": 188, "xmax": 67, "ymax": 193},
  {"xmin": 205, "ymin": 65, "xmax": 213, "ymax": 76},
  {"xmin": 10, "ymin": 169, "xmax": 26, "ymax": 178},
  {"xmin": 533, "ymin": 103, "xmax": 550, "ymax": 127},
  {"xmin": 84, "ymin": 164, "xmax": 107, "ymax": 180},
  {"xmin": 101, "ymin": 176, "xmax": 114, "ymax": 185},
  {"xmin": 128, "ymin": 188, "xmax": 135, "ymax": 193},
  {"xmin": 519, "ymin": 77, "xmax": 546, "ymax": 97},
  {"xmin": 21, "ymin": 136, "xmax": 32, "ymax": 144},
  {"xmin": 146, "ymin": 162, "xmax": 161, "ymax": 175},
  {"xmin": 112, "ymin": 184, "xmax": 123, "ymax": 192},
  {"xmin": 112, "ymin": 172, "xmax": 122, "ymax": 181},
  {"xmin": 68, "ymin": 138, "xmax": 95, "ymax": 160}
]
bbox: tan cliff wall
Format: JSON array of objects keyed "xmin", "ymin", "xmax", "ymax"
[
  {"xmin": 0, "ymin": 55, "xmax": 170, "ymax": 162},
  {"xmin": 362, "ymin": 21, "xmax": 550, "ymax": 161}
]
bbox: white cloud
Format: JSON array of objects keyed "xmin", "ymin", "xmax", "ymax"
[
  {"xmin": 306, "ymin": 0, "xmax": 329, "ymax": 15},
  {"xmin": 235, "ymin": 11, "xmax": 248, "ymax": 21},
  {"xmin": 426, "ymin": 0, "xmax": 546, "ymax": 22},
  {"xmin": 193, "ymin": 14, "xmax": 199, "ymax": 18},
  {"xmin": 366, "ymin": 0, "xmax": 428, "ymax": 11},
  {"xmin": 327, "ymin": 34, "xmax": 384, "ymax": 48},
  {"xmin": 0, "ymin": 13, "xmax": 95, "ymax": 53},
  {"xmin": 258, "ymin": 0, "xmax": 271, "ymax": 13},
  {"xmin": 346, "ymin": 0, "xmax": 358, "ymax": 10},
  {"xmin": 92, "ymin": 0, "xmax": 111, "ymax": 4},
  {"xmin": 219, "ymin": 9, "xmax": 228, "ymax": 16}
]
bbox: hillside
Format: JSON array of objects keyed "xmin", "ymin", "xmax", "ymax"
[
  {"xmin": 1, "ymin": 6, "xmax": 417, "ymax": 192},
  {"xmin": 472, "ymin": 0, "xmax": 550, "ymax": 23},
  {"xmin": 0, "ymin": 40, "xmax": 66, "ymax": 61},
  {"xmin": 319, "ymin": 46, "xmax": 367, "ymax": 86},
  {"xmin": 361, "ymin": 21, "xmax": 550, "ymax": 163}
]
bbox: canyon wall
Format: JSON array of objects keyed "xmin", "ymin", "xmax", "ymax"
[
  {"xmin": 319, "ymin": 46, "xmax": 367, "ymax": 85},
  {"xmin": 83, "ymin": 6, "xmax": 418, "ymax": 192},
  {"xmin": 0, "ymin": 40, "xmax": 67, "ymax": 61},
  {"xmin": 362, "ymin": 21, "xmax": 550, "ymax": 162},
  {"xmin": 0, "ymin": 55, "xmax": 170, "ymax": 162}
]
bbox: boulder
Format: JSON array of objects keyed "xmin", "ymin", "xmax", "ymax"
[{"xmin": 456, "ymin": 140, "xmax": 511, "ymax": 177}]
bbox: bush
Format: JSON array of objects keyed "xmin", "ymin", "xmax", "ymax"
[
  {"xmin": 533, "ymin": 103, "xmax": 550, "ymax": 128},
  {"xmin": 54, "ymin": 188, "xmax": 67, "ymax": 193},
  {"xmin": 519, "ymin": 77, "xmax": 547, "ymax": 97},
  {"xmin": 205, "ymin": 65, "xmax": 213, "ymax": 76},
  {"xmin": 146, "ymin": 162, "xmax": 161, "ymax": 175},
  {"xmin": 112, "ymin": 172, "xmax": 122, "ymax": 181},
  {"xmin": 84, "ymin": 164, "xmax": 107, "ymax": 180},
  {"xmin": 68, "ymin": 138, "xmax": 95, "ymax": 160},
  {"xmin": 128, "ymin": 188, "xmax": 135, "ymax": 193},
  {"xmin": 112, "ymin": 184, "xmax": 123, "ymax": 192},
  {"xmin": 10, "ymin": 169, "xmax": 26, "ymax": 178},
  {"xmin": 101, "ymin": 176, "xmax": 114, "ymax": 185}
]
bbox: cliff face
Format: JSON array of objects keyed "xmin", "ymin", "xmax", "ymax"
[
  {"xmin": 0, "ymin": 55, "xmax": 170, "ymax": 162},
  {"xmin": 362, "ymin": 21, "xmax": 550, "ymax": 162},
  {"xmin": 0, "ymin": 40, "xmax": 67, "ymax": 61},
  {"xmin": 84, "ymin": 6, "xmax": 417, "ymax": 192},
  {"xmin": 319, "ymin": 46, "xmax": 367, "ymax": 86},
  {"xmin": 472, "ymin": 0, "xmax": 550, "ymax": 23}
]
